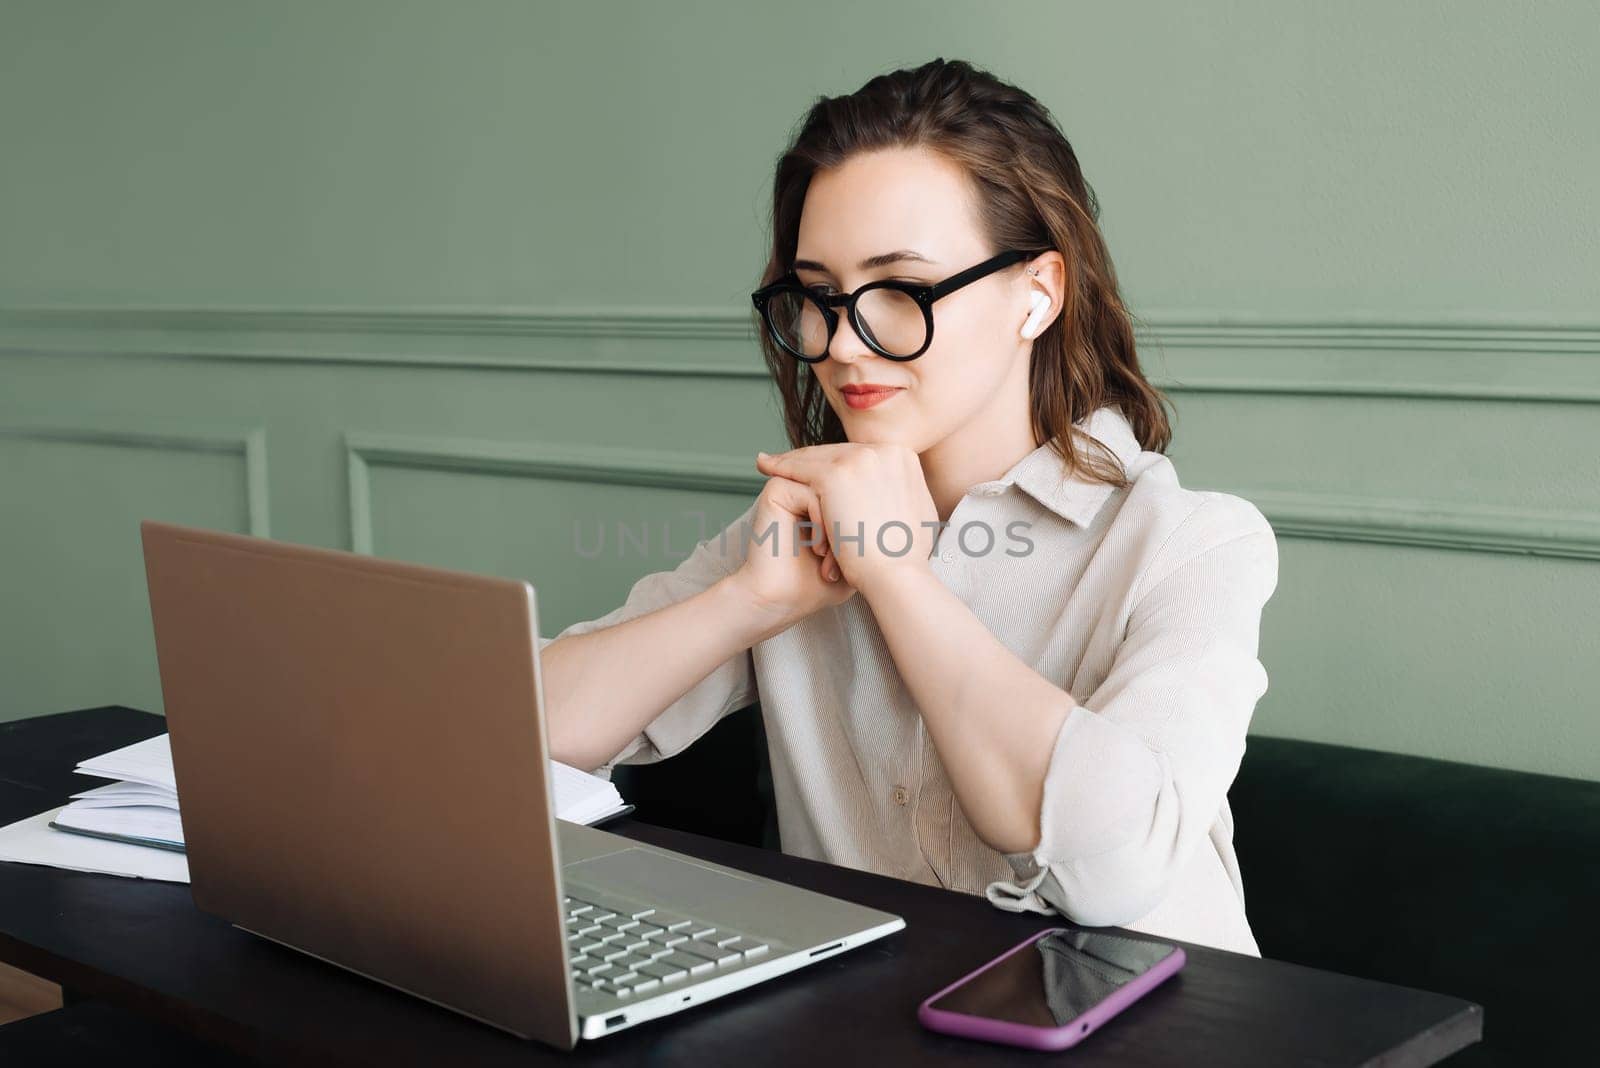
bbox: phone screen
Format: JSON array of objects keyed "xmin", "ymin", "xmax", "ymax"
[{"xmin": 926, "ymin": 928, "xmax": 1179, "ymax": 1028}]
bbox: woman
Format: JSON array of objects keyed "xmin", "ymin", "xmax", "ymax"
[{"xmin": 542, "ymin": 58, "xmax": 1278, "ymax": 958}]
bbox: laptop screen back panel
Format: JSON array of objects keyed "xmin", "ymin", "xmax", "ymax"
[{"xmin": 140, "ymin": 520, "xmax": 577, "ymax": 1047}]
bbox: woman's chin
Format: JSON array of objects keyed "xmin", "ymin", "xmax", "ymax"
[{"xmin": 841, "ymin": 426, "xmax": 913, "ymax": 448}]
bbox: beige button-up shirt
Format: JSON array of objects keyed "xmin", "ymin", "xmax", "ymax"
[{"xmin": 538, "ymin": 404, "xmax": 1278, "ymax": 957}]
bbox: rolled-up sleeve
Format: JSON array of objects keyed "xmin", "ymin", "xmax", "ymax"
[
  {"xmin": 537, "ymin": 501, "xmax": 759, "ymax": 778},
  {"xmin": 985, "ymin": 497, "xmax": 1279, "ymax": 927}
]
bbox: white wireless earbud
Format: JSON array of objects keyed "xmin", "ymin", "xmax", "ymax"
[{"xmin": 1020, "ymin": 289, "xmax": 1051, "ymax": 339}]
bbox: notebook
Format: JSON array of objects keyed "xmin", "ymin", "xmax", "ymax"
[{"xmin": 39, "ymin": 733, "xmax": 634, "ymax": 856}]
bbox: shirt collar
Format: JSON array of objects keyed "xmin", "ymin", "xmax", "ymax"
[{"xmin": 965, "ymin": 404, "xmax": 1143, "ymax": 528}]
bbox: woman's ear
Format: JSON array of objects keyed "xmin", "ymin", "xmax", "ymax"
[{"xmin": 1018, "ymin": 253, "xmax": 1066, "ymax": 340}]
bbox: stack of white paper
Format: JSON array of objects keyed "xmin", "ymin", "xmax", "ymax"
[
  {"xmin": 0, "ymin": 732, "xmax": 632, "ymax": 884},
  {"xmin": 551, "ymin": 759, "xmax": 631, "ymax": 826},
  {"xmin": 54, "ymin": 734, "xmax": 184, "ymax": 849},
  {"xmin": 0, "ymin": 807, "xmax": 190, "ymax": 883}
]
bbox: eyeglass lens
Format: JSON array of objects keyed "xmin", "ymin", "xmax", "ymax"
[{"xmin": 765, "ymin": 286, "xmax": 926, "ymax": 360}]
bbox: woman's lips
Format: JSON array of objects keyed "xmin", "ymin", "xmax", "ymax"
[{"xmin": 840, "ymin": 386, "xmax": 904, "ymax": 410}]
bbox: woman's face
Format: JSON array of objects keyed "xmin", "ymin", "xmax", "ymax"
[{"xmin": 792, "ymin": 146, "xmax": 1049, "ymax": 454}]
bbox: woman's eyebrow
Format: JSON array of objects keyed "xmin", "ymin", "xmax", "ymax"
[{"xmin": 792, "ymin": 249, "xmax": 938, "ymax": 273}]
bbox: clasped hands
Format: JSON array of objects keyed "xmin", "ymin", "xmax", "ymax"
[{"xmin": 750, "ymin": 442, "xmax": 939, "ymax": 599}]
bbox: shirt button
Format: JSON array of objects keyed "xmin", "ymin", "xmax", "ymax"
[
  {"xmin": 939, "ymin": 549, "xmax": 955, "ymax": 564},
  {"xmin": 892, "ymin": 785, "xmax": 909, "ymax": 806}
]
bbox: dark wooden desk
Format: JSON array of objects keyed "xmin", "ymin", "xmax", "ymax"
[{"xmin": 0, "ymin": 707, "xmax": 1483, "ymax": 1066}]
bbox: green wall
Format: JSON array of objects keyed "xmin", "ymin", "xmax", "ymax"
[{"xmin": 2, "ymin": 1, "xmax": 1596, "ymax": 779}]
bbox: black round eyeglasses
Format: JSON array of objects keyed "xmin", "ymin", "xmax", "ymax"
[{"xmin": 750, "ymin": 248, "xmax": 1047, "ymax": 363}]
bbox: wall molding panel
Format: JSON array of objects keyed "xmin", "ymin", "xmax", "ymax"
[
  {"xmin": 344, "ymin": 432, "xmax": 764, "ymax": 555},
  {"xmin": 1249, "ymin": 490, "xmax": 1600, "ymax": 562},
  {"xmin": 0, "ymin": 417, "xmax": 271, "ymax": 536},
  {"xmin": 341, "ymin": 433, "xmax": 1600, "ymax": 562},
  {"xmin": 3, "ymin": 305, "xmax": 1598, "ymax": 402}
]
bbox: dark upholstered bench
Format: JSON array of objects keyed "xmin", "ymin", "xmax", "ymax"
[
  {"xmin": 1229, "ymin": 734, "xmax": 1599, "ymax": 1067},
  {"xmin": 614, "ymin": 704, "xmax": 1600, "ymax": 1067}
]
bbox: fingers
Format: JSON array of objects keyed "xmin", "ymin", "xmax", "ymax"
[
  {"xmin": 822, "ymin": 553, "xmax": 840, "ymax": 582},
  {"xmin": 755, "ymin": 445, "xmax": 847, "ymax": 485},
  {"xmin": 758, "ymin": 473, "xmax": 860, "ymax": 591},
  {"xmin": 759, "ymin": 475, "xmax": 830, "ymax": 559}
]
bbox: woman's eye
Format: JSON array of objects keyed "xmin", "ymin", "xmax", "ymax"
[{"xmin": 802, "ymin": 279, "xmax": 918, "ymax": 296}]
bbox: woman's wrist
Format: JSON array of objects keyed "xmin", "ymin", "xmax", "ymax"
[
  {"xmin": 852, "ymin": 558, "xmax": 938, "ymax": 605},
  {"xmin": 714, "ymin": 571, "xmax": 801, "ymax": 646}
]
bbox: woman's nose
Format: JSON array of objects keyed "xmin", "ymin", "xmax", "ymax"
[{"xmin": 826, "ymin": 314, "xmax": 875, "ymax": 364}]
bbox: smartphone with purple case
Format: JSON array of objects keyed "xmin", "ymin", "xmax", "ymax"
[{"xmin": 917, "ymin": 926, "xmax": 1185, "ymax": 1050}]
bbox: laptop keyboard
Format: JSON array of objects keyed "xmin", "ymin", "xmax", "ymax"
[{"xmin": 564, "ymin": 891, "xmax": 771, "ymax": 999}]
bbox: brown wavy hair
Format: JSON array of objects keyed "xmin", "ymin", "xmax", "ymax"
[{"xmin": 754, "ymin": 57, "xmax": 1173, "ymax": 488}]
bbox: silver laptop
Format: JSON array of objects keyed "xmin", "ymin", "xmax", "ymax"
[{"xmin": 139, "ymin": 519, "xmax": 904, "ymax": 1048}]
